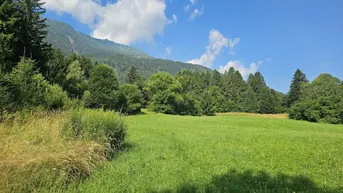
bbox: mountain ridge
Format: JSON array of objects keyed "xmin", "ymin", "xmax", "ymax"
[{"xmin": 46, "ymin": 19, "xmax": 210, "ymax": 81}]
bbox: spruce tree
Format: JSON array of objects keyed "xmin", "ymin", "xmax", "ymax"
[
  {"xmin": 0, "ymin": 0, "xmax": 18, "ymax": 72},
  {"xmin": 287, "ymin": 69, "xmax": 308, "ymax": 107},
  {"xmin": 211, "ymin": 70, "xmax": 222, "ymax": 87},
  {"xmin": 125, "ymin": 66, "xmax": 139, "ymax": 84},
  {"xmin": 14, "ymin": 0, "xmax": 51, "ymax": 71}
]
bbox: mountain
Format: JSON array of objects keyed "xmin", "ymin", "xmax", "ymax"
[
  {"xmin": 46, "ymin": 19, "xmax": 209, "ymax": 80},
  {"xmin": 46, "ymin": 19, "xmax": 150, "ymax": 58}
]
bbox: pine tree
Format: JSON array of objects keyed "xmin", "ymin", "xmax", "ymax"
[
  {"xmin": 0, "ymin": 0, "xmax": 19, "ymax": 72},
  {"xmin": 247, "ymin": 72, "xmax": 268, "ymax": 112},
  {"xmin": 13, "ymin": 0, "xmax": 51, "ymax": 71},
  {"xmin": 125, "ymin": 66, "xmax": 139, "ymax": 84},
  {"xmin": 211, "ymin": 70, "xmax": 222, "ymax": 87},
  {"xmin": 287, "ymin": 69, "xmax": 308, "ymax": 107}
]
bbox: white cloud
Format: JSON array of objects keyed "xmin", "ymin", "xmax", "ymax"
[
  {"xmin": 164, "ymin": 46, "xmax": 173, "ymax": 56},
  {"xmin": 44, "ymin": 0, "xmax": 170, "ymax": 45},
  {"xmin": 219, "ymin": 61, "xmax": 258, "ymax": 79},
  {"xmin": 266, "ymin": 58, "xmax": 272, "ymax": 61},
  {"xmin": 184, "ymin": 0, "xmax": 197, "ymax": 11},
  {"xmin": 228, "ymin": 38, "xmax": 240, "ymax": 55},
  {"xmin": 168, "ymin": 14, "xmax": 178, "ymax": 24},
  {"xmin": 189, "ymin": 8, "xmax": 204, "ymax": 21},
  {"xmin": 188, "ymin": 29, "xmax": 240, "ymax": 68}
]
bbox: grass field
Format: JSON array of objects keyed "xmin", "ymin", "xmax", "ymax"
[{"xmin": 66, "ymin": 111, "xmax": 343, "ymax": 193}]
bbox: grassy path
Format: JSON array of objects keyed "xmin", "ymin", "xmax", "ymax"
[{"xmin": 70, "ymin": 112, "xmax": 343, "ymax": 192}]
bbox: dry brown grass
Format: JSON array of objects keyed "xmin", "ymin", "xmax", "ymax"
[
  {"xmin": 0, "ymin": 112, "xmax": 107, "ymax": 193},
  {"xmin": 216, "ymin": 112, "xmax": 288, "ymax": 119}
]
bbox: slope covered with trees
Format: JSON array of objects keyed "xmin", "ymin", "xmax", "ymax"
[{"xmin": 45, "ymin": 19, "xmax": 209, "ymax": 81}]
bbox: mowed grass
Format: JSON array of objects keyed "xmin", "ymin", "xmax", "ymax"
[{"xmin": 70, "ymin": 111, "xmax": 343, "ymax": 193}]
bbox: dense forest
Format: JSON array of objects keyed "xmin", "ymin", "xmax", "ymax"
[{"xmin": 1, "ymin": 0, "xmax": 342, "ymax": 124}]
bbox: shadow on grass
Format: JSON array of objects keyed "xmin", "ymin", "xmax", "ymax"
[{"xmin": 151, "ymin": 169, "xmax": 342, "ymax": 193}]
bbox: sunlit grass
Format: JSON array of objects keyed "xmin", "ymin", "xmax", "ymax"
[
  {"xmin": 0, "ymin": 112, "xmax": 107, "ymax": 193},
  {"xmin": 70, "ymin": 113, "xmax": 343, "ymax": 192}
]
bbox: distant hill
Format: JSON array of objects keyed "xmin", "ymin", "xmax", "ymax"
[{"xmin": 46, "ymin": 19, "xmax": 209, "ymax": 80}]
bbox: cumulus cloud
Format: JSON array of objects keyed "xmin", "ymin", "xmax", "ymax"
[
  {"xmin": 266, "ymin": 58, "xmax": 272, "ymax": 61},
  {"xmin": 189, "ymin": 8, "xmax": 204, "ymax": 21},
  {"xmin": 188, "ymin": 29, "xmax": 240, "ymax": 68},
  {"xmin": 44, "ymin": 0, "xmax": 171, "ymax": 45},
  {"xmin": 219, "ymin": 61, "xmax": 259, "ymax": 79}
]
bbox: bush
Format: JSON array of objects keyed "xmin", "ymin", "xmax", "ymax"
[
  {"xmin": 0, "ymin": 75, "xmax": 17, "ymax": 118},
  {"xmin": 44, "ymin": 84, "xmax": 70, "ymax": 110},
  {"xmin": 67, "ymin": 108, "xmax": 127, "ymax": 154},
  {"xmin": 289, "ymin": 97, "xmax": 343, "ymax": 124}
]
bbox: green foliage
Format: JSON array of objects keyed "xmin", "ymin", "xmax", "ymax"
[
  {"xmin": 125, "ymin": 66, "xmax": 140, "ymax": 85},
  {"xmin": 67, "ymin": 108, "xmax": 127, "ymax": 153},
  {"xmin": 44, "ymin": 84, "xmax": 69, "ymax": 110},
  {"xmin": 0, "ymin": 74, "xmax": 17, "ymax": 117},
  {"xmin": 144, "ymin": 72, "xmax": 175, "ymax": 100},
  {"xmin": 44, "ymin": 49, "xmax": 68, "ymax": 85},
  {"xmin": 290, "ymin": 73, "xmax": 343, "ymax": 124},
  {"xmin": 6, "ymin": 58, "xmax": 68, "ymax": 110},
  {"xmin": 289, "ymin": 96, "xmax": 343, "ymax": 124},
  {"xmin": 85, "ymin": 64, "xmax": 120, "ymax": 110},
  {"xmin": 64, "ymin": 60, "xmax": 86, "ymax": 98},
  {"xmin": 0, "ymin": 0, "xmax": 19, "ymax": 72},
  {"xmin": 120, "ymin": 84, "xmax": 143, "ymax": 115},
  {"xmin": 12, "ymin": 0, "xmax": 51, "ymax": 71},
  {"xmin": 287, "ymin": 69, "xmax": 308, "ymax": 107},
  {"xmin": 201, "ymin": 86, "xmax": 222, "ymax": 116}
]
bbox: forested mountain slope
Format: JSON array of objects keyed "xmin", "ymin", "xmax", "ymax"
[{"xmin": 46, "ymin": 19, "xmax": 209, "ymax": 80}]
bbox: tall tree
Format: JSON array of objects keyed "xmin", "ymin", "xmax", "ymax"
[
  {"xmin": 287, "ymin": 69, "xmax": 308, "ymax": 107},
  {"xmin": 86, "ymin": 64, "xmax": 120, "ymax": 110},
  {"xmin": 211, "ymin": 70, "xmax": 222, "ymax": 87},
  {"xmin": 14, "ymin": 0, "xmax": 51, "ymax": 71},
  {"xmin": 64, "ymin": 60, "xmax": 85, "ymax": 98},
  {"xmin": 0, "ymin": 0, "xmax": 18, "ymax": 72},
  {"xmin": 125, "ymin": 66, "xmax": 139, "ymax": 84}
]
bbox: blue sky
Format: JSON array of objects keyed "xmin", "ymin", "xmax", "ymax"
[{"xmin": 44, "ymin": 0, "xmax": 343, "ymax": 93}]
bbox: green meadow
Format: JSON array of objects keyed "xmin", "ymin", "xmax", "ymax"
[{"xmin": 68, "ymin": 111, "xmax": 343, "ymax": 193}]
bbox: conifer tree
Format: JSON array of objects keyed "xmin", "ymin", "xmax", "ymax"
[
  {"xmin": 0, "ymin": 0, "xmax": 18, "ymax": 72},
  {"xmin": 14, "ymin": 0, "xmax": 51, "ymax": 71},
  {"xmin": 125, "ymin": 66, "xmax": 139, "ymax": 85},
  {"xmin": 287, "ymin": 69, "xmax": 308, "ymax": 107}
]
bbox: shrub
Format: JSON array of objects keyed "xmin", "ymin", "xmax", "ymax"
[
  {"xmin": 289, "ymin": 97, "xmax": 343, "ymax": 124},
  {"xmin": 0, "ymin": 75, "xmax": 17, "ymax": 118},
  {"xmin": 44, "ymin": 84, "xmax": 69, "ymax": 110},
  {"xmin": 67, "ymin": 108, "xmax": 127, "ymax": 154}
]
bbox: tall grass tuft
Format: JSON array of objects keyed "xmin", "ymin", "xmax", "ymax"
[
  {"xmin": 66, "ymin": 108, "xmax": 127, "ymax": 156},
  {"xmin": 0, "ymin": 108, "xmax": 126, "ymax": 192}
]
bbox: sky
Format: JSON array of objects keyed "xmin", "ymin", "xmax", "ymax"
[{"xmin": 43, "ymin": 0, "xmax": 343, "ymax": 93}]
